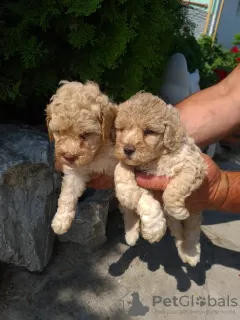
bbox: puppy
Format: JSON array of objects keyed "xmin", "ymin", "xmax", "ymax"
[
  {"xmin": 46, "ymin": 81, "xmax": 117, "ymax": 235},
  {"xmin": 114, "ymin": 92, "xmax": 207, "ymax": 266}
]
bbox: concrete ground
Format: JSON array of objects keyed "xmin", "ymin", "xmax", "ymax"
[{"xmin": 0, "ymin": 150, "xmax": 240, "ymax": 320}]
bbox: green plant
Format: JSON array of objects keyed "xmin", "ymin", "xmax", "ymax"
[
  {"xmin": 197, "ymin": 35, "xmax": 221, "ymax": 88},
  {"xmin": 232, "ymin": 33, "xmax": 240, "ymax": 46},
  {"xmin": 0, "ymin": 0, "xmax": 191, "ymax": 124},
  {"xmin": 196, "ymin": 35, "xmax": 240, "ymax": 89}
]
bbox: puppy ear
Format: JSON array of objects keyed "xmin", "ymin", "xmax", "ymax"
[
  {"xmin": 100, "ymin": 105, "xmax": 117, "ymax": 142},
  {"xmin": 163, "ymin": 110, "xmax": 185, "ymax": 151},
  {"xmin": 45, "ymin": 111, "xmax": 54, "ymax": 142}
]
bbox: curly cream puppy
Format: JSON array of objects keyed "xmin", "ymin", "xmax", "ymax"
[
  {"xmin": 114, "ymin": 92, "xmax": 207, "ymax": 266},
  {"xmin": 46, "ymin": 81, "xmax": 117, "ymax": 235}
]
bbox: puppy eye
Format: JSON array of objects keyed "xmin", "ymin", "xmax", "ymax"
[
  {"xmin": 143, "ymin": 129, "xmax": 156, "ymax": 136},
  {"xmin": 116, "ymin": 128, "xmax": 124, "ymax": 132}
]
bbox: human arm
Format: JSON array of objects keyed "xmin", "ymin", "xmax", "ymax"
[
  {"xmin": 83, "ymin": 66, "xmax": 240, "ymax": 190},
  {"xmin": 136, "ymin": 154, "xmax": 240, "ymax": 214},
  {"xmin": 176, "ymin": 65, "xmax": 240, "ymax": 147}
]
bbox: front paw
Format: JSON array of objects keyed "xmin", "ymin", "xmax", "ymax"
[
  {"xmin": 125, "ymin": 230, "xmax": 139, "ymax": 246},
  {"xmin": 51, "ymin": 213, "xmax": 73, "ymax": 235},
  {"xmin": 177, "ymin": 242, "xmax": 201, "ymax": 267},
  {"xmin": 141, "ymin": 216, "xmax": 167, "ymax": 243},
  {"xmin": 165, "ymin": 206, "xmax": 189, "ymax": 220}
]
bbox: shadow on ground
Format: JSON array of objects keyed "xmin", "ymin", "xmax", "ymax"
[
  {"xmin": 108, "ymin": 225, "xmax": 240, "ymax": 292},
  {"xmin": 202, "ymin": 209, "xmax": 240, "ymax": 225},
  {"xmin": 0, "ymin": 208, "xmax": 240, "ymax": 319},
  {"xmin": 0, "ymin": 242, "xmax": 129, "ymax": 320}
]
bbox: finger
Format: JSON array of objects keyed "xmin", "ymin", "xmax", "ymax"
[
  {"xmin": 55, "ymin": 160, "xmax": 62, "ymax": 172},
  {"xmin": 135, "ymin": 173, "xmax": 169, "ymax": 191},
  {"xmin": 90, "ymin": 173, "xmax": 102, "ymax": 180},
  {"xmin": 88, "ymin": 183, "xmax": 112, "ymax": 190},
  {"xmin": 87, "ymin": 179, "xmax": 102, "ymax": 189},
  {"xmin": 87, "ymin": 176, "xmax": 114, "ymax": 190},
  {"xmin": 88, "ymin": 183, "xmax": 105, "ymax": 190}
]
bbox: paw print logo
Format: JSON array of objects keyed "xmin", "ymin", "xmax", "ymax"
[{"xmin": 196, "ymin": 296, "xmax": 206, "ymax": 307}]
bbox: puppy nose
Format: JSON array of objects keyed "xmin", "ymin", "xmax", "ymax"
[
  {"xmin": 63, "ymin": 153, "xmax": 77, "ymax": 163},
  {"xmin": 124, "ymin": 144, "xmax": 135, "ymax": 156}
]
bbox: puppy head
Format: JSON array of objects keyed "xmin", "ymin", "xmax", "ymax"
[
  {"xmin": 46, "ymin": 80, "xmax": 116, "ymax": 168},
  {"xmin": 114, "ymin": 92, "xmax": 185, "ymax": 166}
]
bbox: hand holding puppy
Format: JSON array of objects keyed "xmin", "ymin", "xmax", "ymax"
[
  {"xmin": 136, "ymin": 153, "xmax": 222, "ymax": 213},
  {"xmin": 87, "ymin": 153, "xmax": 224, "ymax": 214}
]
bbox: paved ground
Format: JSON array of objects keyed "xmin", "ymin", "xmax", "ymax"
[{"xmin": 0, "ymin": 150, "xmax": 240, "ymax": 320}]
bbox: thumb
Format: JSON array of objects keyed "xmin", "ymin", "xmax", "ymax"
[{"xmin": 135, "ymin": 173, "xmax": 169, "ymax": 191}]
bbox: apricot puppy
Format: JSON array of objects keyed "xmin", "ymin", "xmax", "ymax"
[
  {"xmin": 46, "ymin": 81, "xmax": 117, "ymax": 235},
  {"xmin": 114, "ymin": 92, "xmax": 207, "ymax": 266}
]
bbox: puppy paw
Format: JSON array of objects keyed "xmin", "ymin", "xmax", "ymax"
[
  {"xmin": 137, "ymin": 197, "xmax": 167, "ymax": 243},
  {"xmin": 165, "ymin": 206, "xmax": 189, "ymax": 220},
  {"xmin": 185, "ymin": 253, "xmax": 200, "ymax": 267},
  {"xmin": 175, "ymin": 241, "xmax": 187, "ymax": 263},
  {"xmin": 141, "ymin": 217, "xmax": 167, "ymax": 243},
  {"xmin": 51, "ymin": 214, "xmax": 73, "ymax": 235},
  {"xmin": 125, "ymin": 230, "xmax": 139, "ymax": 246},
  {"xmin": 177, "ymin": 242, "xmax": 201, "ymax": 267}
]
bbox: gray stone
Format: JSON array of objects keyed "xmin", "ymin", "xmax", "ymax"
[
  {"xmin": 0, "ymin": 125, "xmax": 114, "ymax": 271},
  {"xmin": 58, "ymin": 189, "xmax": 114, "ymax": 253},
  {"xmin": 0, "ymin": 125, "xmax": 60, "ymax": 272}
]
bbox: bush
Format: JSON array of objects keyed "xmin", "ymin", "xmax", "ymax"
[
  {"xmin": 0, "ymin": 0, "xmax": 191, "ymax": 124},
  {"xmin": 169, "ymin": 14, "xmax": 203, "ymax": 74}
]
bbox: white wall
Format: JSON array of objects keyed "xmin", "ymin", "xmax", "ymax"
[{"xmin": 217, "ymin": 0, "xmax": 240, "ymax": 49}]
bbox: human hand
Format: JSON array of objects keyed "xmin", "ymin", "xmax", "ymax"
[
  {"xmin": 55, "ymin": 159, "xmax": 114, "ymax": 190},
  {"xmin": 55, "ymin": 159, "xmax": 63, "ymax": 172},
  {"xmin": 87, "ymin": 173, "xmax": 114, "ymax": 190},
  {"xmin": 135, "ymin": 154, "xmax": 224, "ymax": 212}
]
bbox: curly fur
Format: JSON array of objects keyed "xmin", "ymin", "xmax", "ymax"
[
  {"xmin": 114, "ymin": 92, "xmax": 207, "ymax": 266},
  {"xmin": 46, "ymin": 80, "xmax": 117, "ymax": 235}
]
